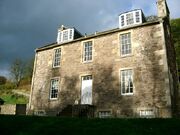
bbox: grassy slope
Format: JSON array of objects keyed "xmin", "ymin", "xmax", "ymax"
[
  {"xmin": 0, "ymin": 89, "xmax": 28, "ymax": 104},
  {"xmin": 0, "ymin": 115, "xmax": 180, "ymax": 135}
]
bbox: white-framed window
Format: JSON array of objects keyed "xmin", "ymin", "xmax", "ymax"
[
  {"xmin": 69, "ymin": 29, "xmax": 73, "ymax": 40},
  {"xmin": 57, "ymin": 28, "xmax": 74, "ymax": 44},
  {"xmin": 34, "ymin": 110, "xmax": 46, "ymax": 116},
  {"xmin": 50, "ymin": 78, "xmax": 59, "ymax": 99},
  {"xmin": 53, "ymin": 48, "xmax": 61, "ymax": 67},
  {"xmin": 126, "ymin": 12, "xmax": 134, "ymax": 25},
  {"xmin": 81, "ymin": 75, "xmax": 92, "ymax": 105},
  {"xmin": 82, "ymin": 75, "xmax": 92, "ymax": 80},
  {"xmin": 120, "ymin": 69, "xmax": 133, "ymax": 95},
  {"xmin": 63, "ymin": 30, "xmax": 68, "ymax": 42},
  {"xmin": 120, "ymin": 33, "xmax": 131, "ymax": 56},
  {"xmin": 135, "ymin": 11, "xmax": 140, "ymax": 23},
  {"xmin": 99, "ymin": 111, "xmax": 111, "ymax": 118},
  {"xmin": 83, "ymin": 41, "xmax": 92, "ymax": 62},
  {"xmin": 121, "ymin": 15, "xmax": 125, "ymax": 27},
  {"xmin": 139, "ymin": 110, "xmax": 154, "ymax": 118},
  {"xmin": 119, "ymin": 10, "xmax": 143, "ymax": 28}
]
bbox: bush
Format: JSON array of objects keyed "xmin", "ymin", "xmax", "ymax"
[
  {"xmin": 0, "ymin": 82, "xmax": 16, "ymax": 90},
  {"xmin": 0, "ymin": 76, "xmax": 7, "ymax": 85}
]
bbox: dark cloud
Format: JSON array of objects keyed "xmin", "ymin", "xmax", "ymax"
[{"xmin": 0, "ymin": 0, "xmax": 179, "ymax": 77}]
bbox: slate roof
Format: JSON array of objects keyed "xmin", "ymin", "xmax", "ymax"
[{"xmin": 36, "ymin": 18, "xmax": 161, "ymax": 52}]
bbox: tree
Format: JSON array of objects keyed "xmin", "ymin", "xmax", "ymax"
[
  {"xmin": 0, "ymin": 76, "xmax": 7, "ymax": 85},
  {"xmin": 23, "ymin": 58, "xmax": 34, "ymax": 83},
  {"xmin": 171, "ymin": 18, "xmax": 180, "ymax": 79},
  {"xmin": 10, "ymin": 59, "xmax": 24, "ymax": 87}
]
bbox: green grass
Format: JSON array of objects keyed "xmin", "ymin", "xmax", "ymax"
[
  {"xmin": 1, "ymin": 94, "xmax": 28, "ymax": 104},
  {"xmin": 0, "ymin": 89, "xmax": 28, "ymax": 104},
  {"xmin": 0, "ymin": 115, "xmax": 180, "ymax": 135}
]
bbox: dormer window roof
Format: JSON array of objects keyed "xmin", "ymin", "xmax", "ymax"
[
  {"xmin": 119, "ymin": 9, "xmax": 146, "ymax": 29},
  {"xmin": 57, "ymin": 25, "xmax": 83, "ymax": 44}
]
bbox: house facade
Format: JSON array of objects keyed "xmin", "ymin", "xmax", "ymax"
[{"xmin": 28, "ymin": 0, "xmax": 179, "ymax": 118}]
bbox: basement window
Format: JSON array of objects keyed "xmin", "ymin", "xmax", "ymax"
[
  {"xmin": 139, "ymin": 109, "xmax": 154, "ymax": 118},
  {"xmin": 99, "ymin": 111, "xmax": 111, "ymax": 118},
  {"xmin": 34, "ymin": 110, "xmax": 46, "ymax": 116}
]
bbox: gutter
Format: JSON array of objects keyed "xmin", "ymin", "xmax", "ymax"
[{"xmin": 36, "ymin": 20, "xmax": 161, "ymax": 52}]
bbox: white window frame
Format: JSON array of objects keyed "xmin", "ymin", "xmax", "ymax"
[
  {"xmin": 120, "ymin": 33, "xmax": 132, "ymax": 56},
  {"xmin": 139, "ymin": 109, "xmax": 154, "ymax": 118},
  {"xmin": 120, "ymin": 69, "xmax": 134, "ymax": 96},
  {"xmin": 62, "ymin": 30, "xmax": 69, "ymax": 42},
  {"xmin": 121, "ymin": 15, "xmax": 125, "ymax": 27},
  {"xmin": 119, "ymin": 10, "xmax": 143, "ymax": 28},
  {"xmin": 99, "ymin": 111, "xmax": 112, "ymax": 118},
  {"xmin": 57, "ymin": 28, "xmax": 74, "ymax": 44},
  {"xmin": 49, "ymin": 78, "xmax": 59, "ymax": 100},
  {"xmin": 34, "ymin": 110, "xmax": 46, "ymax": 116},
  {"xmin": 53, "ymin": 48, "xmax": 61, "ymax": 68},
  {"xmin": 81, "ymin": 75, "xmax": 93, "ymax": 105},
  {"xmin": 83, "ymin": 41, "xmax": 93, "ymax": 62},
  {"xmin": 126, "ymin": 12, "xmax": 134, "ymax": 25}
]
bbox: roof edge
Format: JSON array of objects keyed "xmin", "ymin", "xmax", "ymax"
[{"xmin": 36, "ymin": 20, "xmax": 161, "ymax": 52}]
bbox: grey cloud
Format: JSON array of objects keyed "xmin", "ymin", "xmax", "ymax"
[{"xmin": 0, "ymin": 0, "xmax": 179, "ymax": 77}]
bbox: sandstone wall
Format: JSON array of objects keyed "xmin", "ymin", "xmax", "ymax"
[
  {"xmin": 0, "ymin": 105, "xmax": 16, "ymax": 115},
  {"xmin": 29, "ymin": 23, "xmax": 173, "ymax": 117}
]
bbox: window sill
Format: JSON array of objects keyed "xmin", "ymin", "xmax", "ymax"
[
  {"xmin": 52, "ymin": 66, "xmax": 60, "ymax": 69},
  {"xmin": 82, "ymin": 61, "xmax": 93, "ymax": 64},
  {"xmin": 120, "ymin": 54, "xmax": 133, "ymax": 58},
  {"xmin": 49, "ymin": 98, "xmax": 58, "ymax": 101},
  {"xmin": 121, "ymin": 93, "xmax": 133, "ymax": 96}
]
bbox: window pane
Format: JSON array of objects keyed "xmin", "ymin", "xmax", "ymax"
[
  {"xmin": 63, "ymin": 30, "xmax": 68, "ymax": 41},
  {"xmin": 69, "ymin": 29, "xmax": 73, "ymax": 39},
  {"xmin": 126, "ymin": 13, "xmax": 134, "ymax": 25},
  {"xmin": 53, "ymin": 48, "xmax": 61, "ymax": 67},
  {"xmin": 121, "ymin": 15, "xmax": 125, "ymax": 26},
  {"xmin": 121, "ymin": 69, "xmax": 133, "ymax": 95},
  {"xmin": 120, "ymin": 33, "xmax": 131, "ymax": 56},
  {"xmin": 136, "ymin": 11, "xmax": 140, "ymax": 23},
  {"xmin": 83, "ymin": 41, "xmax": 92, "ymax": 62},
  {"xmin": 50, "ymin": 79, "xmax": 59, "ymax": 99}
]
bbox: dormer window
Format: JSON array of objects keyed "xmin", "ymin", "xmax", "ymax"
[
  {"xmin": 119, "ymin": 9, "xmax": 145, "ymax": 28},
  {"xmin": 57, "ymin": 25, "xmax": 83, "ymax": 44},
  {"xmin": 57, "ymin": 28, "xmax": 74, "ymax": 44},
  {"xmin": 126, "ymin": 12, "xmax": 134, "ymax": 25},
  {"xmin": 136, "ymin": 11, "xmax": 140, "ymax": 23}
]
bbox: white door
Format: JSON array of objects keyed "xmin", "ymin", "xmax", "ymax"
[{"xmin": 81, "ymin": 75, "xmax": 92, "ymax": 105}]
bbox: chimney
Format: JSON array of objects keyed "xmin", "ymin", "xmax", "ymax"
[
  {"xmin": 157, "ymin": 0, "xmax": 170, "ymax": 19},
  {"xmin": 60, "ymin": 25, "xmax": 66, "ymax": 31}
]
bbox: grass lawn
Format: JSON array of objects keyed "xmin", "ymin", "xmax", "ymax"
[
  {"xmin": 0, "ymin": 115, "xmax": 180, "ymax": 135},
  {"xmin": 1, "ymin": 94, "xmax": 28, "ymax": 104},
  {"xmin": 0, "ymin": 89, "xmax": 28, "ymax": 104}
]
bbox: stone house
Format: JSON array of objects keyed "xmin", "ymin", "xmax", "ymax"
[{"xmin": 28, "ymin": 0, "xmax": 178, "ymax": 118}]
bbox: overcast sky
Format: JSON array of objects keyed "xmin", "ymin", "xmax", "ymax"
[{"xmin": 0, "ymin": 0, "xmax": 179, "ymax": 77}]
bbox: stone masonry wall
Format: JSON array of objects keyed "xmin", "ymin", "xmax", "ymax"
[
  {"xmin": 29, "ymin": 23, "xmax": 173, "ymax": 117},
  {"xmin": 0, "ymin": 105, "xmax": 16, "ymax": 115}
]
